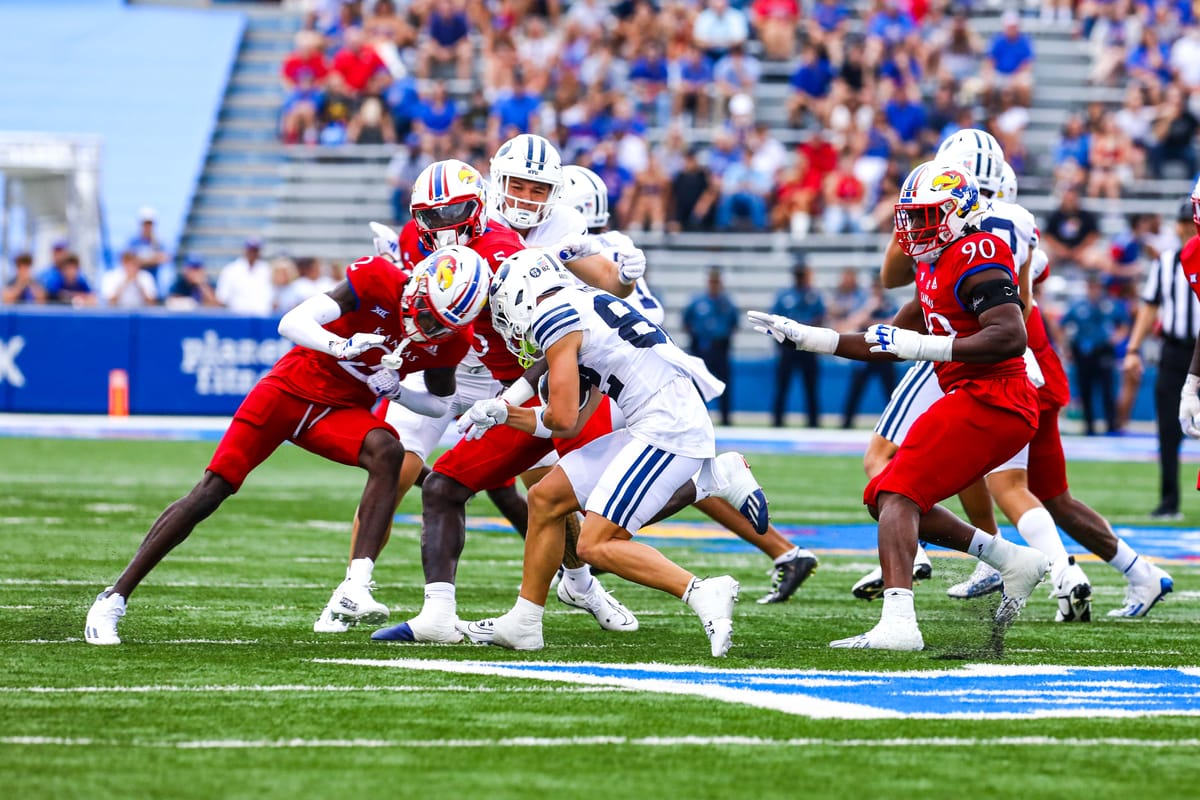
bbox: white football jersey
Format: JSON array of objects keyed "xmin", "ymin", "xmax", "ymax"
[
  {"xmin": 492, "ymin": 204, "xmax": 588, "ymax": 247},
  {"xmin": 978, "ymin": 199, "xmax": 1039, "ymax": 271},
  {"xmin": 529, "ymin": 284, "xmax": 713, "ymax": 456},
  {"xmin": 594, "ymin": 230, "xmax": 665, "ymax": 325}
]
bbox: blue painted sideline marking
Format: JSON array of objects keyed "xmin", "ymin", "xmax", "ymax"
[{"xmin": 320, "ymin": 659, "xmax": 1200, "ymax": 720}]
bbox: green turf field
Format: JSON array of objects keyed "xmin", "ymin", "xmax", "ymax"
[{"xmin": 1, "ymin": 438, "xmax": 1196, "ymax": 799}]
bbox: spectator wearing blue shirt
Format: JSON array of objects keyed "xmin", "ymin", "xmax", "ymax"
[
  {"xmin": 884, "ymin": 82, "xmax": 927, "ymax": 159},
  {"xmin": 167, "ymin": 253, "xmax": 219, "ymax": 310},
  {"xmin": 712, "ymin": 45, "xmax": 761, "ymax": 120},
  {"xmin": 127, "ymin": 207, "xmax": 169, "ymax": 299},
  {"xmin": 414, "ymin": 82, "xmax": 459, "ymax": 157},
  {"xmin": 629, "ymin": 40, "xmax": 672, "ymax": 127},
  {"xmin": 786, "ymin": 43, "xmax": 835, "ymax": 127},
  {"xmin": 42, "ymin": 252, "xmax": 95, "ymax": 307},
  {"xmin": 770, "ymin": 262, "xmax": 825, "ymax": 428},
  {"xmin": 418, "ymin": 0, "xmax": 473, "ymax": 81},
  {"xmin": 3, "ymin": 252, "xmax": 46, "ymax": 305},
  {"xmin": 1061, "ymin": 275, "xmax": 1131, "ymax": 435},
  {"xmin": 1054, "ymin": 114, "xmax": 1092, "ymax": 172},
  {"xmin": 984, "ymin": 11, "xmax": 1034, "ymax": 107},
  {"xmin": 488, "ymin": 86, "xmax": 543, "ymax": 144},
  {"xmin": 682, "ymin": 267, "xmax": 740, "ymax": 425},
  {"xmin": 715, "ymin": 149, "xmax": 772, "ymax": 231},
  {"xmin": 865, "ymin": 3, "xmax": 916, "ymax": 49},
  {"xmin": 384, "ymin": 75, "xmax": 421, "ymax": 140},
  {"xmin": 807, "ymin": 0, "xmax": 851, "ymax": 65},
  {"xmin": 670, "ymin": 42, "xmax": 714, "ymax": 124},
  {"xmin": 1127, "ymin": 28, "xmax": 1172, "ymax": 88}
]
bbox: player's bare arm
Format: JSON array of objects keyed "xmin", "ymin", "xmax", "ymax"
[
  {"xmin": 564, "ymin": 253, "xmax": 633, "ymax": 298},
  {"xmin": 947, "ymin": 267, "xmax": 1028, "ymax": 363},
  {"xmin": 880, "ymin": 233, "xmax": 917, "ymax": 289},
  {"xmin": 503, "ymin": 331, "xmax": 597, "ymax": 438},
  {"xmin": 890, "ymin": 296, "xmax": 927, "ymax": 333}
]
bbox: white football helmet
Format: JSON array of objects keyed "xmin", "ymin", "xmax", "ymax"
[
  {"xmin": 937, "ymin": 128, "xmax": 1006, "ymax": 197},
  {"xmin": 401, "ymin": 245, "xmax": 491, "ymax": 345},
  {"xmin": 369, "ymin": 221, "xmax": 400, "ymax": 262},
  {"xmin": 411, "ymin": 159, "xmax": 489, "ymax": 251},
  {"xmin": 997, "ymin": 163, "xmax": 1019, "ymax": 203},
  {"xmin": 489, "ymin": 248, "xmax": 572, "ymax": 366},
  {"xmin": 560, "ymin": 165, "xmax": 609, "ymax": 230},
  {"xmin": 894, "ymin": 160, "xmax": 983, "ymax": 262},
  {"xmin": 490, "ymin": 134, "xmax": 564, "ymax": 230}
]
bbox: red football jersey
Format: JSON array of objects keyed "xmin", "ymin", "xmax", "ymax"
[
  {"xmin": 915, "ymin": 231, "xmax": 1028, "ymax": 391},
  {"xmin": 1180, "ymin": 235, "xmax": 1200, "ymax": 301},
  {"xmin": 1028, "ymin": 304, "xmax": 1070, "ymax": 411},
  {"xmin": 397, "ymin": 221, "xmax": 527, "ymax": 382},
  {"xmin": 268, "ymin": 255, "xmax": 471, "ymax": 408}
]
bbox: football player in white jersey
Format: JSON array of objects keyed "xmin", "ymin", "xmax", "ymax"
[
  {"xmin": 855, "ymin": 130, "xmax": 1095, "ymax": 621},
  {"xmin": 560, "ymin": 164, "xmax": 820, "ymax": 603},
  {"xmin": 455, "ymin": 250, "xmax": 757, "ymax": 656}
]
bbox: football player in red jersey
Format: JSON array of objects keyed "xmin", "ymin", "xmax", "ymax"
[
  {"xmin": 84, "ymin": 246, "xmax": 491, "ymax": 645},
  {"xmin": 749, "ymin": 161, "xmax": 1051, "ymax": 650}
]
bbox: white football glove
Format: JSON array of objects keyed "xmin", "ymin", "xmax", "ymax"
[
  {"xmin": 330, "ymin": 333, "xmax": 387, "ymax": 359},
  {"xmin": 616, "ymin": 246, "xmax": 647, "ymax": 285},
  {"xmin": 747, "ymin": 311, "xmax": 839, "ymax": 354},
  {"xmin": 370, "ymin": 221, "xmax": 399, "ymax": 262},
  {"xmin": 554, "ymin": 233, "xmax": 601, "ymax": 263},
  {"xmin": 456, "ymin": 398, "xmax": 509, "ymax": 440},
  {"xmin": 1022, "ymin": 347, "xmax": 1046, "ymax": 388},
  {"xmin": 1180, "ymin": 375, "xmax": 1200, "ymax": 438},
  {"xmin": 379, "ymin": 340, "xmax": 411, "ymax": 370},
  {"xmin": 865, "ymin": 324, "xmax": 953, "ymax": 361},
  {"xmin": 367, "ymin": 367, "xmax": 402, "ymax": 399}
]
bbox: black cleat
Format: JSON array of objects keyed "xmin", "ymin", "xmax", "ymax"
[{"xmin": 757, "ymin": 550, "xmax": 819, "ymax": 604}]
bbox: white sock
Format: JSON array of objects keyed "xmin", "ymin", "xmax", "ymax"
[
  {"xmin": 562, "ymin": 565, "xmax": 593, "ymax": 595},
  {"xmin": 420, "ymin": 582, "xmax": 456, "ymax": 618},
  {"xmin": 967, "ymin": 528, "xmax": 994, "ymax": 558},
  {"xmin": 513, "ymin": 596, "xmax": 544, "ymax": 624},
  {"xmin": 774, "ymin": 546, "xmax": 801, "ymax": 566},
  {"xmin": 1016, "ymin": 507, "xmax": 1069, "ymax": 565},
  {"xmin": 979, "ymin": 534, "xmax": 1022, "ymax": 571},
  {"xmin": 347, "ymin": 558, "xmax": 374, "ymax": 585},
  {"xmin": 1107, "ymin": 538, "xmax": 1140, "ymax": 575},
  {"xmin": 682, "ymin": 576, "xmax": 700, "ymax": 605},
  {"xmin": 691, "ymin": 478, "xmax": 713, "ymax": 503},
  {"xmin": 881, "ymin": 588, "xmax": 915, "ymax": 620}
]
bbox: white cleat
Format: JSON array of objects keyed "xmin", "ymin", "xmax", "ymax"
[
  {"xmin": 995, "ymin": 547, "xmax": 1050, "ymax": 626},
  {"xmin": 455, "ymin": 617, "xmax": 496, "ymax": 645},
  {"xmin": 851, "ymin": 546, "xmax": 933, "ymax": 600},
  {"xmin": 491, "ymin": 611, "xmax": 545, "ymax": 651},
  {"xmin": 556, "ymin": 577, "xmax": 639, "ymax": 632},
  {"xmin": 373, "ymin": 610, "xmax": 464, "ymax": 643},
  {"xmin": 1051, "ymin": 556, "xmax": 1092, "ymax": 622},
  {"xmin": 326, "ymin": 579, "xmax": 389, "ymax": 627},
  {"xmin": 1108, "ymin": 562, "xmax": 1174, "ymax": 618},
  {"xmin": 947, "ymin": 559, "xmax": 1003, "ymax": 599},
  {"xmin": 711, "ymin": 452, "xmax": 770, "ymax": 535},
  {"xmin": 313, "ymin": 605, "xmax": 352, "ymax": 633},
  {"xmin": 84, "ymin": 588, "xmax": 126, "ymax": 646},
  {"xmin": 685, "ymin": 575, "xmax": 740, "ymax": 657},
  {"xmin": 829, "ymin": 616, "xmax": 924, "ymax": 650}
]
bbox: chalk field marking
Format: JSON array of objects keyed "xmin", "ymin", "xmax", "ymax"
[
  {"xmin": 3, "ymin": 735, "xmax": 1199, "ymax": 750},
  {"xmin": 315, "ymin": 659, "xmax": 1200, "ymax": 721},
  {"xmin": 0, "ymin": 684, "xmax": 632, "ymax": 695}
]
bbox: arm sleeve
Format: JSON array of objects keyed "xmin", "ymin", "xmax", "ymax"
[
  {"xmin": 394, "ymin": 385, "xmax": 451, "ymax": 418},
  {"xmin": 278, "ymin": 293, "xmax": 344, "ymax": 355},
  {"xmin": 531, "ymin": 301, "xmax": 584, "ymax": 352}
]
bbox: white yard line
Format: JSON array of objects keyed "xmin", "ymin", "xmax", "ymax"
[
  {"xmin": 3, "ymin": 735, "xmax": 1198, "ymax": 750},
  {"xmin": 0, "ymin": 684, "xmax": 632, "ymax": 695}
]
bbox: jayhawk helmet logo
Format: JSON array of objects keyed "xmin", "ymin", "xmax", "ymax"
[
  {"xmin": 931, "ymin": 170, "xmax": 979, "ymax": 218},
  {"xmin": 931, "ymin": 171, "xmax": 964, "ymax": 192},
  {"xmin": 434, "ymin": 253, "xmax": 457, "ymax": 289},
  {"xmin": 458, "ymin": 167, "xmax": 478, "ymax": 185}
]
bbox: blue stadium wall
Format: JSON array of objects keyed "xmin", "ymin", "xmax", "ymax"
[
  {"xmin": 0, "ymin": 309, "xmax": 1159, "ymax": 421},
  {"xmin": 0, "ymin": 0, "xmax": 244, "ymax": 257}
]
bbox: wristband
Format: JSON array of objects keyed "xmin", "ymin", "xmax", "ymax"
[
  {"xmin": 810, "ymin": 326, "xmax": 840, "ymax": 355},
  {"xmin": 918, "ymin": 334, "xmax": 954, "ymax": 362},
  {"xmin": 531, "ymin": 406, "xmax": 553, "ymax": 439},
  {"xmin": 501, "ymin": 376, "xmax": 536, "ymax": 405}
]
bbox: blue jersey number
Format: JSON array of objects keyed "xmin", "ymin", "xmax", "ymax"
[
  {"xmin": 592, "ymin": 296, "xmax": 668, "ymax": 349},
  {"xmin": 979, "ymin": 216, "xmax": 1016, "ymax": 252}
]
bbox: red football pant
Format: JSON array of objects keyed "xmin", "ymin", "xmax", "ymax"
[
  {"xmin": 865, "ymin": 378, "xmax": 1038, "ymax": 513},
  {"xmin": 433, "ymin": 397, "xmax": 616, "ymax": 493},
  {"xmin": 208, "ymin": 377, "xmax": 395, "ymax": 491}
]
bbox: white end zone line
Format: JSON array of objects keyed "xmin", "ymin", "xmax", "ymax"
[{"xmin": 3, "ymin": 735, "xmax": 1199, "ymax": 750}]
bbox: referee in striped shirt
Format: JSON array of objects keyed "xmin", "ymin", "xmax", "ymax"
[{"xmin": 1124, "ymin": 200, "xmax": 1200, "ymax": 520}]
